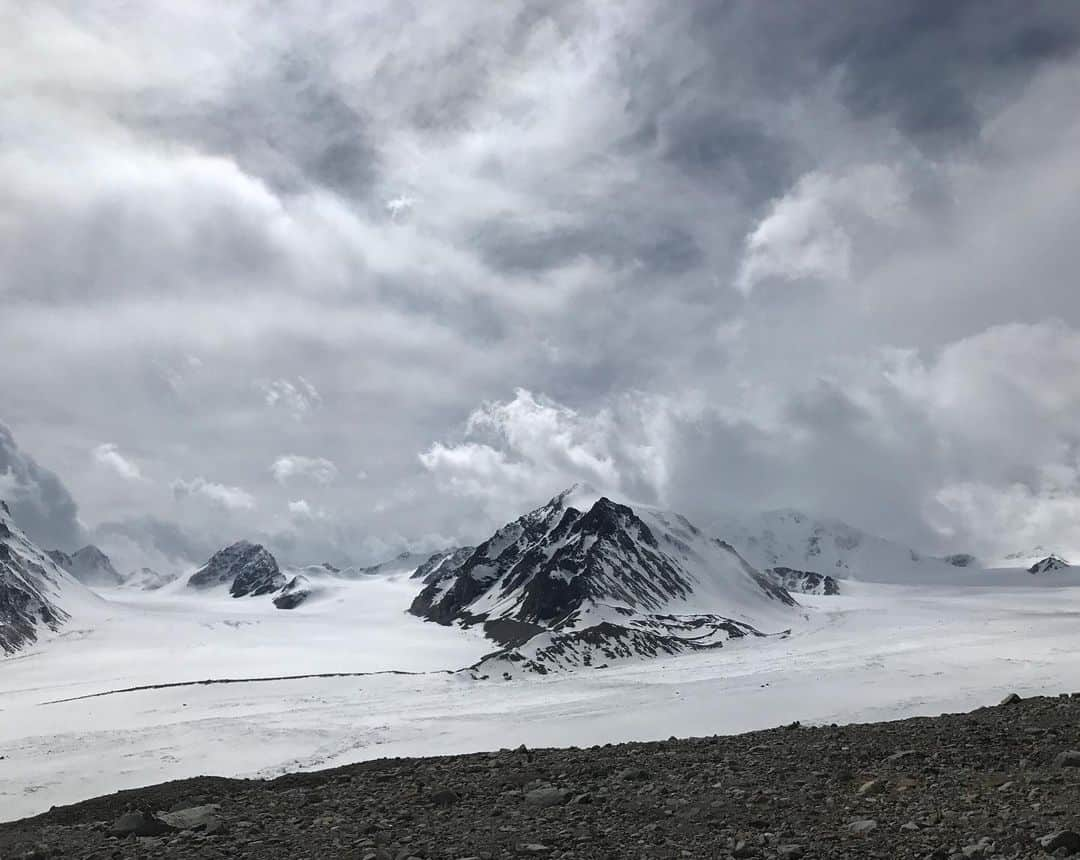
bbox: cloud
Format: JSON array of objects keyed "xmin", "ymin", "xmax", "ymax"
[
  {"xmin": 260, "ymin": 378, "xmax": 321, "ymax": 419},
  {"xmin": 171, "ymin": 476, "xmax": 256, "ymax": 510},
  {"xmin": 92, "ymin": 443, "xmax": 144, "ymax": 481},
  {"xmin": 270, "ymin": 454, "xmax": 338, "ymax": 485},
  {"xmin": 0, "ymin": 421, "xmax": 85, "ymax": 550},
  {"xmin": 4, "ymin": 2, "xmax": 1080, "ymax": 563},
  {"xmin": 420, "ymin": 388, "xmax": 668, "ymax": 518},
  {"xmin": 735, "ymin": 165, "xmax": 908, "ymax": 294}
]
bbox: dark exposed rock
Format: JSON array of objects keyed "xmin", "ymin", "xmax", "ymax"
[
  {"xmin": 108, "ymin": 809, "xmax": 175, "ymax": 837},
  {"xmin": 767, "ymin": 566, "xmax": 840, "ymax": 595},
  {"xmin": 1040, "ymin": 830, "xmax": 1080, "ymax": 853},
  {"xmin": 187, "ymin": 541, "xmax": 285, "ymax": 598},
  {"xmin": 0, "ymin": 507, "xmax": 76, "ymax": 653},
  {"xmin": 999, "ymin": 692, "xmax": 1022, "ymax": 705},
  {"xmin": 273, "ymin": 575, "xmax": 314, "ymax": 609}
]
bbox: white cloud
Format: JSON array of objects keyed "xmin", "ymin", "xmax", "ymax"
[
  {"xmin": 419, "ymin": 388, "xmax": 668, "ymax": 515},
  {"xmin": 736, "ymin": 165, "xmax": 908, "ymax": 294},
  {"xmin": 92, "ymin": 443, "xmax": 144, "ymax": 481},
  {"xmin": 260, "ymin": 377, "xmax": 321, "ymax": 419},
  {"xmin": 171, "ymin": 476, "xmax": 255, "ymax": 510},
  {"xmin": 270, "ymin": 454, "xmax": 338, "ymax": 485}
]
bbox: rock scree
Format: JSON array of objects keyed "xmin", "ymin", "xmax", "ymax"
[{"xmin": 4, "ymin": 694, "xmax": 1080, "ymax": 858}]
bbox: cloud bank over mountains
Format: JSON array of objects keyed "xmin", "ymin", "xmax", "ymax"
[{"xmin": 4, "ymin": 2, "xmax": 1080, "ymax": 569}]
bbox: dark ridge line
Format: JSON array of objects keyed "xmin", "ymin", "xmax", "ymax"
[{"xmin": 39, "ymin": 668, "xmax": 455, "ymax": 705}]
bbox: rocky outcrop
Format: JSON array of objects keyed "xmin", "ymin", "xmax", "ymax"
[
  {"xmin": 187, "ymin": 541, "xmax": 285, "ymax": 597},
  {"xmin": 768, "ymin": 566, "xmax": 840, "ymax": 595},
  {"xmin": 273, "ymin": 575, "xmax": 315, "ymax": 609}
]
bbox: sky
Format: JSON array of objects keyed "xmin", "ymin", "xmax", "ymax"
[{"xmin": 4, "ymin": 1, "xmax": 1080, "ymax": 573}]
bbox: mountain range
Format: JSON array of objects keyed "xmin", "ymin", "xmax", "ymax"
[{"xmin": 3, "ymin": 485, "xmax": 1074, "ymax": 667}]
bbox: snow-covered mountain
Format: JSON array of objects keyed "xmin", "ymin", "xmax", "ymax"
[
  {"xmin": 47, "ymin": 545, "xmax": 122, "ymax": 587},
  {"xmin": 410, "ymin": 486, "xmax": 797, "ymax": 674},
  {"xmin": 124, "ymin": 567, "xmax": 176, "ymax": 591},
  {"xmin": 714, "ymin": 509, "xmax": 972, "ymax": 585},
  {"xmin": 0, "ymin": 500, "xmax": 98, "ymax": 654},
  {"xmin": 411, "ymin": 546, "xmax": 476, "ymax": 581},
  {"xmin": 186, "ymin": 541, "xmax": 285, "ymax": 597},
  {"xmin": 1029, "ymin": 555, "xmax": 1070, "ymax": 575}
]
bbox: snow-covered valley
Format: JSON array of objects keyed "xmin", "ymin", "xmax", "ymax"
[{"xmin": 6, "ymin": 574, "xmax": 1080, "ymax": 822}]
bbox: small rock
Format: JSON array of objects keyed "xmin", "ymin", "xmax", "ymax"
[
  {"xmin": 430, "ymin": 788, "xmax": 460, "ymax": 807},
  {"xmin": 524, "ymin": 787, "xmax": 570, "ymax": 807},
  {"xmin": 517, "ymin": 845, "xmax": 551, "ymax": 855},
  {"xmin": 108, "ymin": 809, "xmax": 176, "ymax": 837},
  {"xmin": 731, "ymin": 841, "xmax": 756, "ymax": 858},
  {"xmin": 999, "ymin": 692, "xmax": 1022, "ymax": 706},
  {"xmin": 857, "ymin": 779, "xmax": 886, "ymax": 796},
  {"xmin": 777, "ymin": 845, "xmax": 804, "ymax": 859},
  {"xmin": 887, "ymin": 749, "xmax": 919, "ymax": 763},
  {"xmin": 1054, "ymin": 750, "xmax": 1080, "ymax": 769},
  {"xmin": 1040, "ymin": 831, "xmax": 1080, "ymax": 853},
  {"xmin": 848, "ymin": 819, "xmax": 878, "ymax": 834}
]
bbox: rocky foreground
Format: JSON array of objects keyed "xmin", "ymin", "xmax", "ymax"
[{"xmin": 5, "ymin": 695, "xmax": 1080, "ymax": 859}]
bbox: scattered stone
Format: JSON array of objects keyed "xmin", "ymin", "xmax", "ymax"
[{"xmin": 6, "ymin": 696, "xmax": 1080, "ymax": 859}]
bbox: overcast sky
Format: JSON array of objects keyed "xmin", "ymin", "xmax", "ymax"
[{"xmin": 4, "ymin": 1, "xmax": 1080, "ymax": 572}]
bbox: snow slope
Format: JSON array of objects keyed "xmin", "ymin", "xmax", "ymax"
[{"xmin": 715, "ymin": 509, "xmax": 981, "ymax": 585}]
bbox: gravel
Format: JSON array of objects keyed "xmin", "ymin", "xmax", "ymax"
[{"xmin": 4, "ymin": 694, "xmax": 1080, "ymax": 859}]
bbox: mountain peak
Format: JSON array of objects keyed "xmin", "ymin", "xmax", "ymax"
[
  {"xmin": 411, "ymin": 491, "xmax": 796, "ymax": 672},
  {"xmin": 187, "ymin": 541, "xmax": 284, "ymax": 597}
]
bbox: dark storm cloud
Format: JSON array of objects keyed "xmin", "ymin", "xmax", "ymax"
[{"xmin": 0, "ymin": 423, "xmax": 84, "ymax": 551}]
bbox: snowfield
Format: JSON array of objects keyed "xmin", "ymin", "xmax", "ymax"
[{"xmin": 5, "ymin": 573, "xmax": 1080, "ymax": 821}]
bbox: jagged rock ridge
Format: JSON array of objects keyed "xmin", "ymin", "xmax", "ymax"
[
  {"xmin": 0, "ymin": 500, "xmax": 92, "ymax": 654},
  {"xmin": 410, "ymin": 487, "xmax": 796, "ymax": 674}
]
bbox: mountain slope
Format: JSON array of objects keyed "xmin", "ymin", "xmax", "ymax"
[
  {"xmin": 0, "ymin": 501, "xmax": 98, "ymax": 654},
  {"xmin": 187, "ymin": 541, "xmax": 285, "ymax": 597},
  {"xmin": 47, "ymin": 545, "xmax": 122, "ymax": 587},
  {"xmin": 411, "ymin": 487, "xmax": 796, "ymax": 674},
  {"xmin": 714, "ymin": 509, "xmax": 971, "ymax": 585}
]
